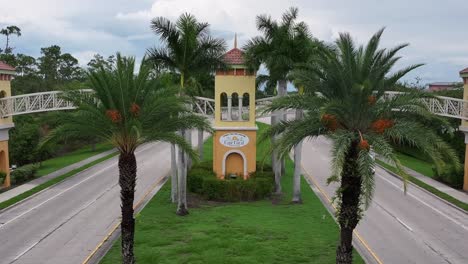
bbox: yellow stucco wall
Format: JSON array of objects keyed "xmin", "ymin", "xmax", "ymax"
[
  {"xmin": 461, "ymin": 72, "xmax": 468, "ymax": 190},
  {"xmin": 0, "ymin": 141, "xmax": 10, "ymax": 187},
  {"xmin": 213, "ymin": 130, "xmax": 257, "ymax": 179},
  {"xmin": 214, "ymin": 75, "xmax": 256, "ymax": 128},
  {"xmin": 462, "ymin": 75, "xmax": 468, "ymax": 128},
  {"xmin": 0, "ymin": 79, "xmax": 13, "ymax": 125}
]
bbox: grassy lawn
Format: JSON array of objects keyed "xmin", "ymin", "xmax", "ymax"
[
  {"xmin": 100, "ymin": 123, "xmax": 364, "ymax": 264},
  {"xmin": 36, "ymin": 142, "xmax": 114, "ymax": 176},
  {"xmin": 376, "ymin": 160, "xmax": 468, "ymax": 211},
  {"xmin": 395, "ymin": 152, "xmax": 435, "ymax": 178}
]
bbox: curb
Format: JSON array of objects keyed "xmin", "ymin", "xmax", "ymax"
[
  {"xmin": 0, "ymin": 153, "xmax": 118, "ymax": 215},
  {"xmin": 376, "ymin": 164, "xmax": 467, "ymax": 215},
  {"xmin": 300, "ymin": 164, "xmax": 383, "ymax": 264},
  {"xmin": 82, "ymin": 175, "xmax": 169, "ymax": 264}
]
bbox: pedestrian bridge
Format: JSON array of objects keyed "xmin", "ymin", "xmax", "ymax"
[{"xmin": 0, "ymin": 90, "xmax": 467, "ymax": 120}]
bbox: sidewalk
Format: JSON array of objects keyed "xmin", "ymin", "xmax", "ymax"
[
  {"xmin": 401, "ymin": 165, "xmax": 468, "ymax": 204},
  {"xmin": 0, "ymin": 148, "xmax": 117, "ymax": 203}
]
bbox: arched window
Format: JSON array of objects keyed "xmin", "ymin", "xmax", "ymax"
[
  {"xmin": 0, "ymin": 91, "xmax": 6, "ymax": 98},
  {"xmin": 242, "ymin": 92, "xmax": 250, "ymax": 121},
  {"xmin": 220, "ymin": 92, "xmax": 228, "ymax": 120},
  {"xmin": 231, "ymin": 92, "xmax": 239, "ymax": 120}
]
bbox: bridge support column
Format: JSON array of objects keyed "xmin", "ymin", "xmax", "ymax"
[
  {"xmin": 460, "ymin": 68, "xmax": 468, "ymax": 191},
  {"xmin": 0, "ymin": 62, "xmax": 15, "ymax": 189}
]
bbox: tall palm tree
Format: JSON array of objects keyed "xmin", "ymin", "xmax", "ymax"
[
  {"xmin": 244, "ymin": 7, "xmax": 313, "ymax": 194},
  {"xmin": 264, "ymin": 29, "xmax": 459, "ymax": 264},
  {"xmin": 0, "ymin": 25, "xmax": 21, "ymax": 54},
  {"xmin": 42, "ymin": 54, "xmax": 211, "ymax": 264},
  {"xmin": 146, "ymin": 13, "xmax": 225, "ymax": 215}
]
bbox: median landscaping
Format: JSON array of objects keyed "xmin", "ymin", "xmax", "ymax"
[
  {"xmin": 376, "ymin": 160, "xmax": 468, "ymax": 211},
  {"xmin": 99, "ymin": 123, "xmax": 364, "ymax": 264}
]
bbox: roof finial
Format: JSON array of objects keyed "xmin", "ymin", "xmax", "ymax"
[{"xmin": 234, "ymin": 33, "xmax": 237, "ymax": 49}]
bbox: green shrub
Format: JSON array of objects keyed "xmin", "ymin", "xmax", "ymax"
[
  {"xmin": 256, "ymin": 162, "xmax": 272, "ymax": 172},
  {"xmin": 11, "ymin": 163, "xmax": 39, "ymax": 185},
  {"xmin": 432, "ymin": 165, "xmax": 463, "ymax": 189},
  {"xmin": 0, "ymin": 171, "xmax": 6, "ymax": 184},
  {"xmin": 187, "ymin": 161, "xmax": 274, "ymax": 202}
]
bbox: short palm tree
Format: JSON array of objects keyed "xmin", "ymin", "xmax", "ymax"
[
  {"xmin": 42, "ymin": 54, "xmax": 211, "ymax": 264},
  {"xmin": 244, "ymin": 7, "xmax": 313, "ymax": 195},
  {"xmin": 264, "ymin": 29, "xmax": 459, "ymax": 264},
  {"xmin": 146, "ymin": 13, "xmax": 225, "ymax": 214}
]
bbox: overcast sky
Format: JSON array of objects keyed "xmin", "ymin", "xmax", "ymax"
[{"xmin": 1, "ymin": 0, "xmax": 467, "ymax": 84}]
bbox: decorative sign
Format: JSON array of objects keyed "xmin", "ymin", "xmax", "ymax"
[{"xmin": 220, "ymin": 133, "xmax": 249, "ymax": 148}]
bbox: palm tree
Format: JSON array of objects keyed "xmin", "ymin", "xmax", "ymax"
[
  {"xmin": 42, "ymin": 54, "xmax": 211, "ymax": 264},
  {"xmin": 146, "ymin": 13, "xmax": 225, "ymax": 215},
  {"xmin": 0, "ymin": 25, "xmax": 21, "ymax": 54},
  {"xmin": 264, "ymin": 29, "xmax": 459, "ymax": 264},
  {"xmin": 244, "ymin": 7, "xmax": 313, "ymax": 195}
]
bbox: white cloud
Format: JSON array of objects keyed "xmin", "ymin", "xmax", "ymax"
[{"xmin": 0, "ymin": 0, "xmax": 467, "ymax": 83}]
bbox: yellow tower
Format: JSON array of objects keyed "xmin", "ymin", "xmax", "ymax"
[
  {"xmin": 0, "ymin": 61, "xmax": 15, "ymax": 188},
  {"xmin": 459, "ymin": 67, "xmax": 468, "ymax": 191},
  {"xmin": 213, "ymin": 38, "xmax": 257, "ymax": 179}
]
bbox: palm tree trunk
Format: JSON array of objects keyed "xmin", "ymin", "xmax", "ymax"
[
  {"xmin": 171, "ymin": 144, "xmax": 178, "ymax": 203},
  {"xmin": 270, "ymin": 114, "xmax": 281, "ymax": 194},
  {"xmin": 198, "ymin": 129, "xmax": 204, "ymax": 161},
  {"xmin": 186, "ymin": 129, "xmax": 193, "ymax": 169},
  {"xmin": 292, "ymin": 109, "xmax": 303, "ymax": 203},
  {"xmin": 177, "ymin": 130, "xmax": 189, "ymax": 216},
  {"xmin": 336, "ymin": 142, "xmax": 362, "ymax": 264},
  {"xmin": 118, "ymin": 152, "xmax": 137, "ymax": 264},
  {"xmin": 278, "ymin": 79, "xmax": 288, "ymax": 177}
]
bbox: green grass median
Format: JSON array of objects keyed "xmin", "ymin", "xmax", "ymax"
[
  {"xmin": 376, "ymin": 160, "xmax": 468, "ymax": 211},
  {"xmin": 0, "ymin": 149, "xmax": 117, "ymax": 211},
  {"xmin": 36, "ymin": 142, "xmax": 114, "ymax": 177},
  {"xmin": 100, "ymin": 123, "xmax": 364, "ymax": 264}
]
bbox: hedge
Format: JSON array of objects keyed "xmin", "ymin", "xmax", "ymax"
[
  {"xmin": 10, "ymin": 163, "xmax": 39, "ymax": 185},
  {"xmin": 187, "ymin": 161, "xmax": 274, "ymax": 202}
]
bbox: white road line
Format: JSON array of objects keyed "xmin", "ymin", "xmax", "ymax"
[
  {"xmin": 0, "ymin": 162, "xmax": 117, "ymax": 228},
  {"xmin": 377, "ymin": 172, "xmax": 468, "ymax": 231},
  {"xmin": 373, "ymin": 200, "xmax": 414, "ymax": 232},
  {"xmin": 12, "ymin": 241, "xmax": 39, "ymax": 262},
  {"xmin": 0, "ymin": 142, "xmax": 160, "ymax": 229},
  {"xmin": 395, "ymin": 217, "xmax": 413, "ymax": 232}
]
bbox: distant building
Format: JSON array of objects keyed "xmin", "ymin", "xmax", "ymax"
[
  {"xmin": 427, "ymin": 82, "xmax": 461, "ymax": 92},
  {"xmin": 461, "ymin": 68, "xmax": 468, "ymax": 84}
]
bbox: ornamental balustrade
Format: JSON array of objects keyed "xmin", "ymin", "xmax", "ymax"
[{"xmin": 0, "ymin": 91, "xmax": 467, "ymax": 120}]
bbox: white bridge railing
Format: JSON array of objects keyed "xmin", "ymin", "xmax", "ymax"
[
  {"xmin": 383, "ymin": 91, "xmax": 468, "ymax": 120},
  {"xmin": 0, "ymin": 91, "xmax": 467, "ymax": 120}
]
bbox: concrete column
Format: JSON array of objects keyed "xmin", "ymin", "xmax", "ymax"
[
  {"xmin": 0, "ymin": 63, "xmax": 15, "ymax": 188},
  {"xmin": 459, "ymin": 68, "xmax": 468, "ymax": 191},
  {"xmin": 227, "ymin": 96, "xmax": 232, "ymax": 121},
  {"xmin": 238, "ymin": 96, "xmax": 243, "ymax": 121}
]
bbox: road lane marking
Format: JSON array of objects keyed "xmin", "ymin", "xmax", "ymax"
[
  {"xmin": 395, "ymin": 217, "xmax": 413, "ymax": 232},
  {"xmin": 0, "ymin": 143, "xmax": 161, "ymax": 229},
  {"xmin": 301, "ymin": 165, "xmax": 384, "ymax": 264},
  {"xmin": 0, "ymin": 162, "xmax": 117, "ymax": 229},
  {"xmin": 376, "ymin": 173, "xmax": 468, "ymax": 231},
  {"xmin": 373, "ymin": 200, "xmax": 413, "ymax": 232},
  {"xmin": 82, "ymin": 173, "xmax": 168, "ymax": 264}
]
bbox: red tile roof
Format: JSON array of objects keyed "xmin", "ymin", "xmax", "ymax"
[
  {"xmin": 0, "ymin": 61, "xmax": 15, "ymax": 71},
  {"xmin": 460, "ymin": 67, "xmax": 468, "ymax": 74},
  {"xmin": 223, "ymin": 48, "xmax": 245, "ymax": 65}
]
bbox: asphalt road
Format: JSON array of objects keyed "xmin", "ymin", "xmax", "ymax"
[
  {"xmin": 0, "ymin": 134, "xmax": 202, "ymax": 264},
  {"xmin": 301, "ymin": 136, "xmax": 468, "ymax": 264}
]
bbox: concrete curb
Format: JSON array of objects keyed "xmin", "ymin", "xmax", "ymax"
[
  {"xmin": 376, "ymin": 164, "xmax": 468, "ymax": 215},
  {"xmin": 83, "ymin": 175, "xmax": 169, "ymax": 264},
  {"xmin": 299, "ymin": 164, "xmax": 382, "ymax": 264},
  {"xmin": 0, "ymin": 149, "xmax": 118, "ymax": 214}
]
